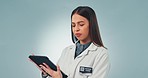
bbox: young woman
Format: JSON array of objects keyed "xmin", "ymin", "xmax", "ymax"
[{"xmin": 40, "ymin": 6, "xmax": 110, "ymax": 78}]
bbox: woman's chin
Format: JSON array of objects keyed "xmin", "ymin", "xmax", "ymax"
[{"xmin": 76, "ymin": 38, "xmax": 83, "ymax": 41}]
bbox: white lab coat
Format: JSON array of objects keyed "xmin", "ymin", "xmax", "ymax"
[{"xmin": 57, "ymin": 43, "xmax": 110, "ymax": 78}]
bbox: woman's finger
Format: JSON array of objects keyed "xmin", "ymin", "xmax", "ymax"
[
  {"xmin": 43, "ymin": 63, "xmax": 50, "ymax": 68},
  {"xmin": 40, "ymin": 64, "xmax": 54, "ymax": 76},
  {"xmin": 56, "ymin": 65, "xmax": 62, "ymax": 78},
  {"xmin": 28, "ymin": 58, "xmax": 33, "ymax": 62},
  {"xmin": 57, "ymin": 65, "xmax": 61, "ymax": 72},
  {"xmin": 29, "ymin": 60, "xmax": 44, "ymax": 73},
  {"xmin": 39, "ymin": 65, "xmax": 47, "ymax": 73}
]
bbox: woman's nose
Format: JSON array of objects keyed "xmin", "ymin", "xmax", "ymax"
[{"xmin": 74, "ymin": 26, "xmax": 80, "ymax": 31}]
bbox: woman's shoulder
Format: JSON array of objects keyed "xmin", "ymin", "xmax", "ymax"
[
  {"xmin": 91, "ymin": 45, "xmax": 110, "ymax": 63},
  {"xmin": 90, "ymin": 43, "xmax": 108, "ymax": 57},
  {"xmin": 60, "ymin": 44, "xmax": 75, "ymax": 54},
  {"xmin": 59, "ymin": 44, "xmax": 75, "ymax": 58},
  {"xmin": 89, "ymin": 43, "xmax": 108, "ymax": 53},
  {"xmin": 63, "ymin": 44, "xmax": 75, "ymax": 50},
  {"xmin": 97, "ymin": 46, "xmax": 108, "ymax": 52}
]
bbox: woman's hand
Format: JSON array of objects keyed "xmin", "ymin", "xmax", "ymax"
[
  {"xmin": 28, "ymin": 54, "xmax": 47, "ymax": 75},
  {"xmin": 39, "ymin": 63, "xmax": 62, "ymax": 78}
]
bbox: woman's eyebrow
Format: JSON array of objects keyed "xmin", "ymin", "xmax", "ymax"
[
  {"xmin": 78, "ymin": 21, "xmax": 84, "ymax": 24},
  {"xmin": 72, "ymin": 22, "xmax": 75, "ymax": 24},
  {"xmin": 72, "ymin": 21, "xmax": 84, "ymax": 24}
]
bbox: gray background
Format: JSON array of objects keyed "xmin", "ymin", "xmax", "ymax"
[{"xmin": 0, "ymin": 0, "xmax": 148, "ymax": 78}]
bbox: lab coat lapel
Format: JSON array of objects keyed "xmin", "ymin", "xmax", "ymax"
[{"xmin": 77, "ymin": 43, "xmax": 97, "ymax": 58}]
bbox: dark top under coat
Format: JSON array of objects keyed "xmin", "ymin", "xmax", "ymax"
[{"xmin": 75, "ymin": 42, "xmax": 91, "ymax": 58}]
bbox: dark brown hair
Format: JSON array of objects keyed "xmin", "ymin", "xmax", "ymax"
[{"xmin": 71, "ymin": 6, "xmax": 106, "ymax": 48}]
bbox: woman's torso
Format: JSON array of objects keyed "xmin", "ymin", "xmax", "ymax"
[{"xmin": 57, "ymin": 43, "xmax": 110, "ymax": 78}]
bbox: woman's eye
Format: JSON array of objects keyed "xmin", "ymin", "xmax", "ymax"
[
  {"xmin": 80, "ymin": 24, "xmax": 84, "ymax": 26},
  {"xmin": 72, "ymin": 24, "xmax": 75, "ymax": 27}
]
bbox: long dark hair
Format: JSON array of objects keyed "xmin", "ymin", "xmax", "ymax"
[{"xmin": 71, "ymin": 6, "xmax": 106, "ymax": 48}]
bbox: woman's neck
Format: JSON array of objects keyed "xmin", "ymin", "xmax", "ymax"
[{"xmin": 80, "ymin": 40, "xmax": 91, "ymax": 45}]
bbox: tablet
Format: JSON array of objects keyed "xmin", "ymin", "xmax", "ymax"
[{"xmin": 29, "ymin": 55, "xmax": 68, "ymax": 78}]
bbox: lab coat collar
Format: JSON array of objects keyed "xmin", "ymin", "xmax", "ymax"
[
  {"xmin": 76, "ymin": 42, "xmax": 98, "ymax": 58},
  {"xmin": 74, "ymin": 40, "xmax": 98, "ymax": 51},
  {"xmin": 87, "ymin": 42, "xmax": 98, "ymax": 51}
]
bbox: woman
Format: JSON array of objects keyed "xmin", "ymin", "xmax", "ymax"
[{"xmin": 40, "ymin": 6, "xmax": 110, "ymax": 78}]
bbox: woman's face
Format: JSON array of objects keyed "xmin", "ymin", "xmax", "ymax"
[{"xmin": 72, "ymin": 14, "xmax": 91, "ymax": 44}]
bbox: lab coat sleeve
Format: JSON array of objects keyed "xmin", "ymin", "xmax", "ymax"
[
  {"xmin": 41, "ymin": 72, "xmax": 52, "ymax": 78},
  {"xmin": 89, "ymin": 49, "xmax": 110, "ymax": 78},
  {"xmin": 41, "ymin": 73, "xmax": 52, "ymax": 78},
  {"xmin": 41, "ymin": 75, "xmax": 52, "ymax": 78}
]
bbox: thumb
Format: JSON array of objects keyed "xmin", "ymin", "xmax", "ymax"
[
  {"xmin": 57, "ymin": 65, "xmax": 61, "ymax": 72},
  {"xmin": 56, "ymin": 65, "xmax": 62, "ymax": 78}
]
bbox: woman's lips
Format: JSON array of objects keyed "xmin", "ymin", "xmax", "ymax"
[{"xmin": 75, "ymin": 33, "xmax": 82, "ymax": 37}]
